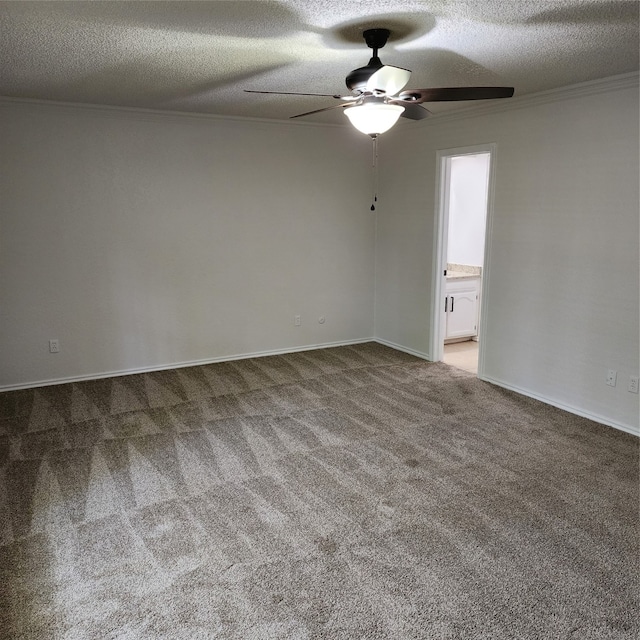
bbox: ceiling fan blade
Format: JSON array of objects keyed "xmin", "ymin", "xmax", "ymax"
[
  {"xmin": 396, "ymin": 102, "xmax": 431, "ymax": 120},
  {"xmin": 365, "ymin": 65, "xmax": 411, "ymax": 96},
  {"xmin": 397, "ymin": 86, "xmax": 515, "ymax": 103},
  {"xmin": 290, "ymin": 103, "xmax": 352, "ymax": 119},
  {"xmin": 245, "ymin": 90, "xmax": 356, "ymax": 100}
]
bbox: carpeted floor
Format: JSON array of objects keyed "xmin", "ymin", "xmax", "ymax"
[{"xmin": 0, "ymin": 342, "xmax": 637, "ymax": 639}]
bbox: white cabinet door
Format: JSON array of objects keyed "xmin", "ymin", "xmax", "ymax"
[{"xmin": 445, "ymin": 280, "xmax": 479, "ymax": 339}]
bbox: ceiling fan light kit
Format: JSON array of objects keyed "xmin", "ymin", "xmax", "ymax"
[{"xmin": 344, "ymin": 100, "xmax": 405, "ymax": 137}]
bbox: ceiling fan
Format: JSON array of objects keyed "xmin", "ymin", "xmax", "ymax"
[{"xmin": 245, "ymin": 28, "xmax": 515, "ymax": 137}]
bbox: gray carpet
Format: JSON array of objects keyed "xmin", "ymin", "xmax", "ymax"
[{"xmin": 0, "ymin": 342, "xmax": 637, "ymax": 639}]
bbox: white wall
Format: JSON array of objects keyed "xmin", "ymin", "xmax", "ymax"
[
  {"xmin": 3, "ymin": 76, "xmax": 639, "ymax": 435},
  {"xmin": 447, "ymin": 153, "xmax": 490, "ymax": 267},
  {"xmin": 375, "ymin": 75, "xmax": 640, "ymax": 433},
  {"xmin": 0, "ymin": 102, "xmax": 375, "ymax": 388}
]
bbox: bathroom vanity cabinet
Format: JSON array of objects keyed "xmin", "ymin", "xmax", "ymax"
[{"xmin": 444, "ymin": 275, "xmax": 480, "ymax": 340}]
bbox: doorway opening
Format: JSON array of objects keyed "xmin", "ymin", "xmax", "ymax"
[{"xmin": 431, "ymin": 144, "xmax": 496, "ymax": 375}]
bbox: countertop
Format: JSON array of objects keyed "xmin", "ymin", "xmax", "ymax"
[{"xmin": 446, "ymin": 271, "xmax": 481, "ymax": 280}]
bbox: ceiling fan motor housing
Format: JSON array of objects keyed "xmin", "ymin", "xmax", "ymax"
[
  {"xmin": 346, "ymin": 28, "xmax": 391, "ymax": 93},
  {"xmin": 345, "ymin": 57, "xmax": 384, "ymax": 92}
]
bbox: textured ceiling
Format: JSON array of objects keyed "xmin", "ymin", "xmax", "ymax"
[{"xmin": 1, "ymin": 1, "xmax": 638, "ymax": 125}]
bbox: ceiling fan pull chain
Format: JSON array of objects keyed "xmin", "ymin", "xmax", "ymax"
[{"xmin": 371, "ymin": 135, "xmax": 379, "ymax": 211}]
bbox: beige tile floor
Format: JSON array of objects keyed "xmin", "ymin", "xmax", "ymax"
[{"xmin": 443, "ymin": 340, "xmax": 479, "ymax": 374}]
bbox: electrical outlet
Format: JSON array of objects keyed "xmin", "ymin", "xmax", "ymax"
[
  {"xmin": 628, "ymin": 376, "xmax": 639, "ymax": 394},
  {"xmin": 49, "ymin": 339, "xmax": 60, "ymax": 353},
  {"xmin": 605, "ymin": 369, "xmax": 617, "ymax": 387},
  {"xmin": 294, "ymin": 315, "xmax": 301, "ymax": 326}
]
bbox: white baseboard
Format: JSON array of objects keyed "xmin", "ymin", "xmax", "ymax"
[
  {"xmin": 373, "ymin": 338, "xmax": 433, "ymax": 362},
  {"xmin": 373, "ymin": 339, "xmax": 637, "ymax": 436},
  {"xmin": 0, "ymin": 338, "xmax": 375, "ymax": 392},
  {"xmin": 480, "ymin": 373, "xmax": 639, "ymax": 437},
  {"xmin": 5, "ymin": 339, "xmax": 636, "ymax": 439}
]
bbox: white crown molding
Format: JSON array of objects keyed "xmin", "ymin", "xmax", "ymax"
[
  {"xmin": 2, "ymin": 72, "xmax": 636, "ymax": 130},
  {"xmin": 410, "ymin": 72, "xmax": 640, "ymax": 127},
  {"xmin": 0, "ymin": 95, "xmax": 345, "ymax": 130}
]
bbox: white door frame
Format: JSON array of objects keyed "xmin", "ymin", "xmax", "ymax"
[{"xmin": 430, "ymin": 143, "xmax": 497, "ymax": 376}]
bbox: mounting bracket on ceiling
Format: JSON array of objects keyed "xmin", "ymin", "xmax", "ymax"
[{"xmin": 363, "ymin": 28, "xmax": 390, "ymax": 55}]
